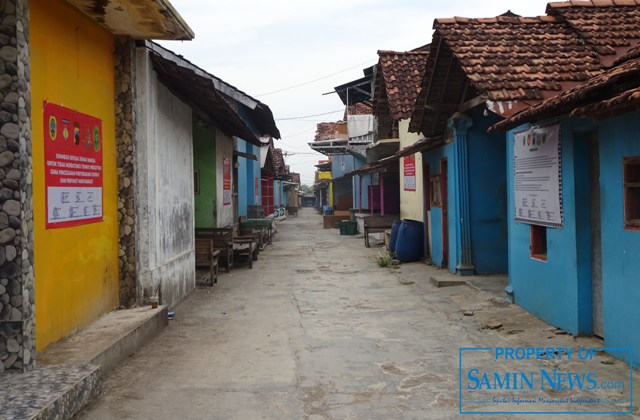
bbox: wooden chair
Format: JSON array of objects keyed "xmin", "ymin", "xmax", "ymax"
[
  {"xmin": 195, "ymin": 238, "xmax": 220, "ymax": 286},
  {"xmin": 233, "ymin": 224, "xmax": 258, "ymax": 269}
]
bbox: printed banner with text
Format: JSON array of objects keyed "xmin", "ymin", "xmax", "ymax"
[
  {"xmin": 44, "ymin": 102, "xmax": 103, "ymax": 229},
  {"xmin": 404, "ymin": 154, "xmax": 416, "ymax": 191},
  {"xmin": 513, "ymin": 124, "xmax": 563, "ymax": 227},
  {"xmin": 223, "ymin": 158, "xmax": 232, "ymax": 206}
]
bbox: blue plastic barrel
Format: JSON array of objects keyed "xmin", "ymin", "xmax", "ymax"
[
  {"xmin": 388, "ymin": 219, "xmax": 402, "ymax": 253},
  {"xmin": 395, "ymin": 219, "xmax": 424, "ymax": 262}
]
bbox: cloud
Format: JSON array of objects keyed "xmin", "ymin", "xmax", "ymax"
[{"xmin": 162, "ymin": 0, "xmax": 551, "ymax": 185}]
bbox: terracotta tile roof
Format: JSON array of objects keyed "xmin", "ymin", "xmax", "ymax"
[
  {"xmin": 314, "ymin": 122, "xmax": 338, "ymax": 141},
  {"xmin": 290, "ymin": 172, "xmax": 301, "ymax": 185},
  {"xmin": 376, "ymin": 50, "xmax": 429, "ymax": 120},
  {"xmin": 343, "ymin": 102, "xmax": 373, "ymax": 119},
  {"xmin": 410, "ymin": 4, "xmax": 640, "ymax": 137},
  {"xmin": 433, "ymin": 15, "xmax": 602, "ymax": 102},
  {"xmin": 272, "ymin": 148, "xmax": 285, "ymax": 174},
  {"xmin": 547, "ymin": 0, "xmax": 640, "ymax": 64},
  {"xmin": 491, "ymin": 43, "xmax": 640, "ymax": 131}
]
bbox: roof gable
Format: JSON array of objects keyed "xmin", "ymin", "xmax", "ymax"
[{"xmin": 376, "ymin": 51, "xmax": 429, "ymax": 120}]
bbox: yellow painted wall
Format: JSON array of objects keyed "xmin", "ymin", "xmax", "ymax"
[
  {"xmin": 318, "ymin": 170, "xmax": 333, "ymax": 207},
  {"xmin": 399, "ymin": 119, "xmax": 425, "ymax": 221},
  {"xmin": 31, "ymin": 0, "xmax": 118, "ymax": 351}
]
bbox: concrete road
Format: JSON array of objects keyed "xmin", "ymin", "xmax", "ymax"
[{"xmin": 78, "ymin": 208, "xmax": 639, "ymax": 420}]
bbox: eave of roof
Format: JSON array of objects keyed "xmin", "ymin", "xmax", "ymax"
[
  {"xmin": 146, "ymin": 42, "xmax": 279, "ymax": 144},
  {"xmin": 65, "ymin": 0, "xmax": 194, "ymax": 40},
  {"xmin": 491, "ymin": 44, "xmax": 640, "ymax": 131}
]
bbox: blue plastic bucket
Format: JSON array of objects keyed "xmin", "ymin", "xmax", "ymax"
[
  {"xmin": 395, "ymin": 219, "xmax": 424, "ymax": 262},
  {"xmin": 388, "ymin": 219, "xmax": 402, "ymax": 253}
]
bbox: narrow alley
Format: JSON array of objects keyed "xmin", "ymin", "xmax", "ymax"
[{"xmin": 77, "ymin": 209, "xmax": 639, "ymax": 419}]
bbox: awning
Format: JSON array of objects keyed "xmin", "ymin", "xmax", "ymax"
[
  {"xmin": 348, "ymin": 159, "xmax": 395, "ymax": 176},
  {"xmin": 347, "ymin": 136, "xmax": 441, "ymax": 177},
  {"xmin": 309, "ymin": 138, "xmax": 349, "ymax": 155},
  {"xmin": 66, "ymin": 0, "xmax": 194, "ymax": 40}
]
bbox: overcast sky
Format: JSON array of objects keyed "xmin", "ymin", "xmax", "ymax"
[{"xmin": 161, "ymin": 0, "xmax": 552, "ymax": 185}]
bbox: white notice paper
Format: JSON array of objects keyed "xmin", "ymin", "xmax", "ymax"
[{"xmin": 513, "ymin": 124, "xmax": 563, "ymax": 227}]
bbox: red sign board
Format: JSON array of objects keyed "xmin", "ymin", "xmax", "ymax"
[
  {"xmin": 223, "ymin": 157, "xmax": 231, "ymax": 206},
  {"xmin": 404, "ymin": 154, "xmax": 416, "ymax": 191},
  {"xmin": 44, "ymin": 102, "xmax": 103, "ymax": 228}
]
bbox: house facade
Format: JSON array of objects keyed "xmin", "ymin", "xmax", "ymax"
[
  {"xmin": 373, "ymin": 50, "xmax": 429, "ymax": 222},
  {"xmin": 0, "ymin": 0, "xmax": 193, "ymax": 371},
  {"xmin": 494, "ymin": 42, "xmax": 640, "ymax": 368}
]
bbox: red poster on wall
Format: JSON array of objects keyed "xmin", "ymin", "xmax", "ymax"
[
  {"xmin": 223, "ymin": 157, "xmax": 231, "ymax": 206},
  {"xmin": 404, "ymin": 154, "xmax": 416, "ymax": 191},
  {"xmin": 43, "ymin": 102, "xmax": 103, "ymax": 229}
]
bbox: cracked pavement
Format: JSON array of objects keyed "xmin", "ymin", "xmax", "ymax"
[{"xmin": 77, "ymin": 208, "xmax": 639, "ymax": 420}]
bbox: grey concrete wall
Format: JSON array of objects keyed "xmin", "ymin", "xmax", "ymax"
[
  {"xmin": 134, "ymin": 47, "xmax": 195, "ymax": 309},
  {"xmin": 216, "ymin": 130, "xmax": 234, "ymax": 227},
  {"xmin": 0, "ymin": 0, "xmax": 34, "ymax": 373}
]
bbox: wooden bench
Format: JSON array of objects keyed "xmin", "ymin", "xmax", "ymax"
[
  {"xmin": 240, "ymin": 218, "xmax": 274, "ymax": 246},
  {"xmin": 364, "ymin": 216, "xmax": 396, "ymax": 247},
  {"xmin": 195, "ymin": 228, "xmax": 234, "ymax": 272},
  {"xmin": 195, "ymin": 239, "xmax": 220, "ymax": 286},
  {"xmin": 240, "ymin": 227, "xmax": 266, "ymax": 251},
  {"xmin": 232, "ymin": 237, "xmax": 258, "ymax": 269}
]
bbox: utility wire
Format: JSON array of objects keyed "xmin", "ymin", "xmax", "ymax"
[
  {"xmin": 275, "ymin": 109, "xmax": 344, "ymax": 121},
  {"xmin": 255, "ymin": 58, "xmax": 376, "ymax": 97}
]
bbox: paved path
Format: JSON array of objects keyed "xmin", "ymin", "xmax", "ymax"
[{"xmin": 78, "ymin": 208, "xmax": 639, "ymax": 419}]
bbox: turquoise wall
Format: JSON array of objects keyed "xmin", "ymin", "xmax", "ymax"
[
  {"xmin": 423, "ymin": 144, "xmax": 454, "ymax": 271},
  {"xmin": 508, "ymin": 112, "xmax": 640, "ymax": 368},
  {"xmin": 421, "ymin": 110, "xmax": 507, "ymax": 274},
  {"xmin": 237, "ymin": 139, "xmax": 248, "ymax": 218},
  {"xmin": 598, "ymin": 113, "xmax": 640, "ymax": 368},
  {"xmin": 467, "ymin": 109, "xmax": 508, "ymax": 274},
  {"xmin": 507, "ymin": 119, "xmax": 592, "ymax": 335}
]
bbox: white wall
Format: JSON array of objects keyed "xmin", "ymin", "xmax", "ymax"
[
  {"xmin": 216, "ymin": 130, "xmax": 235, "ymax": 227},
  {"xmin": 399, "ymin": 119, "xmax": 425, "ymax": 222},
  {"xmin": 134, "ymin": 49, "xmax": 195, "ymax": 308}
]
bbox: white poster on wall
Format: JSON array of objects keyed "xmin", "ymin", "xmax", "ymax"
[{"xmin": 513, "ymin": 124, "xmax": 563, "ymax": 227}]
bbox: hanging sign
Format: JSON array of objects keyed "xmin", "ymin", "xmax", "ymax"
[
  {"xmin": 223, "ymin": 157, "xmax": 231, "ymax": 206},
  {"xmin": 404, "ymin": 154, "xmax": 416, "ymax": 191},
  {"xmin": 44, "ymin": 102, "xmax": 103, "ymax": 229},
  {"xmin": 513, "ymin": 124, "xmax": 563, "ymax": 227}
]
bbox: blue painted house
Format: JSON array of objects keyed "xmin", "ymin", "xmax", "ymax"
[
  {"xmin": 309, "ymin": 113, "xmax": 374, "ymax": 213},
  {"xmin": 409, "ymin": 5, "xmax": 639, "ymax": 275},
  {"xmin": 235, "ymin": 138, "xmax": 262, "ymax": 219},
  {"xmin": 493, "ymin": 43, "xmax": 640, "ymax": 368}
]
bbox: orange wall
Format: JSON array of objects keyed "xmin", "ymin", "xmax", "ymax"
[{"xmin": 30, "ymin": 0, "xmax": 118, "ymax": 351}]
